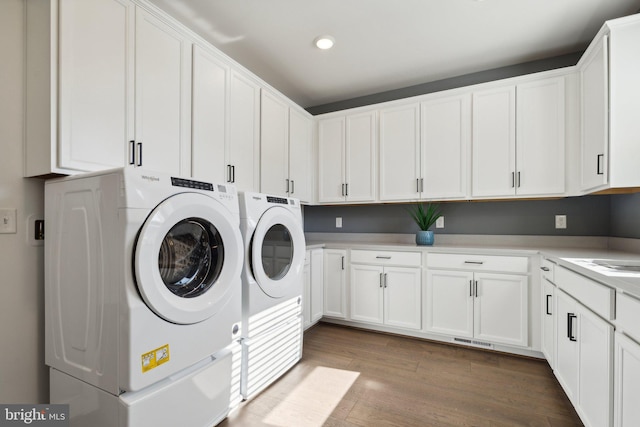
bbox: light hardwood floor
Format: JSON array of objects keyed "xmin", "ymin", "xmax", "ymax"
[{"xmin": 220, "ymin": 323, "xmax": 583, "ymax": 426}]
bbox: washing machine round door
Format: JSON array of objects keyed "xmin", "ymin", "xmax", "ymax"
[
  {"xmin": 250, "ymin": 206, "xmax": 305, "ymax": 298},
  {"xmin": 135, "ymin": 192, "xmax": 242, "ymax": 324}
]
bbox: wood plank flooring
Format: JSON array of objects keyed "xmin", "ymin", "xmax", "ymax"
[{"xmin": 220, "ymin": 323, "xmax": 583, "ymax": 427}]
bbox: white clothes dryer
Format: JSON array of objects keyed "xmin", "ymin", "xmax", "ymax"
[
  {"xmin": 45, "ymin": 168, "xmax": 243, "ymax": 425},
  {"xmin": 238, "ymin": 192, "xmax": 306, "ymax": 399}
]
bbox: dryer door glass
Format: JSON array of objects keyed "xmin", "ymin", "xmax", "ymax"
[
  {"xmin": 261, "ymin": 224, "xmax": 293, "ymax": 280},
  {"xmin": 158, "ymin": 218, "xmax": 224, "ymax": 298}
]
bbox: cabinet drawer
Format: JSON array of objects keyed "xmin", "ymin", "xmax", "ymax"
[
  {"xmin": 617, "ymin": 293, "xmax": 640, "ymax": 342},
  {"xmin": 555, "ymin": 266, "xmax": 614, "ymax": 321},
  {"xmin": 427, "ymin": 253, "xmax": 528, "ymax": 273},
  {"xmin": 350, "ymin": 250, "xmax": 421, "ymax": 267},
  {"xmin": 540, "ymin": 258, "xmax": 555, "ymax": 283}
]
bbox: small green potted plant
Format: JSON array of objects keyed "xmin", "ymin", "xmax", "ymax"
[{"xmin": 408, "ymin": 203, "xmax": 442, "ymax": 246}]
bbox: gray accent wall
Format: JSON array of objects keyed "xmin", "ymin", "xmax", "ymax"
[
  {"xmin": 307, "ymin": 52, "xmax": 583, "ymax": 115},
  {"xmin": 304, "ymin": 196, "xmax": 612, "ymax": 236},
  {"xmin": 611, "ymin": 193, "xmax": 640, "ymax": 239}
]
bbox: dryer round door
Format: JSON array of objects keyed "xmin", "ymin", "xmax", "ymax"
[
  {"xmin": 134, "ymin": 192, "xmax": 242, "ymax": 325},
  {"xmin": 250, "ymin": 206, "xmax": 305, "ymax": 298}
]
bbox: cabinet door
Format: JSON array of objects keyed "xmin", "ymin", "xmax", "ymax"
[
  {"xmin": 135, "ymin": 7, "xmax": 191, "ymax": 175},
  {"xmin": 577, "ymin": 304, "xmax": 613, "ymax": 427},
  {"xmin": 421, "ymin": 94, "xmax": 470, "ymax": 199},
  {"xmin": 191, "ymin": 44, "xmax": 228, "ymax": 183},
  {"xmin": 310, "ymin": 249, "xmax": 324, "ymax": 323},
  {"xmin": 384, "ymin": 266, "xmax": 421, "ymax": 330},
  {"xmin": 345, "ymin": 112, "xmax": 376, "ymax": 202},
  {"xmin": 288, "ymin": 109, "xmax": 312, "ymax": 203},
  {"xmin": 350, "ymin": 264, "xmax": 384, "ymax": 325},
  {"xmin": 228, "ymin": 71, "xmax": 260, "ymax": 191},
  {"xmin": 516, "ymin": 77, "xmax": 565, "ymax": 196},
  {"xmin": 472, "ymin": 86, "xmax": 516, "ymax": 197},
  {"xmin": 474, "ymin": 273, "xmax": 528, "ymax": 347},
  {"xmin": 303, "ymin": 254, "xmax": 311, "ymax": 329},
  {"xmin": 555, "ymin": 290, "xmax": 579, "ymax": 403},
  {"xmin": 541, "ymin": 278, "xmax": 555, "ymax": 368},
  {"xmin": 58, "ymin": 0, "xmax": 133, "ymax": 171},
  {"xmin": 615, "ymin": 332, "xmax": 640, "ymax": 427},
  {"xmin": 318, "ymin": 117, "xmax": 346, "ymax": 202},
  {"xmin": 425, "ymin": 270, "xmax": 474, "ymax": 338},
  {"xmin": 581, "ymin": 35, "xmax": 609, "ymax": 191},
  {"xmin": 260, "ymin": 90, "xmax": 289, "ymax": 196},
  {"xmin": 323, "ymin": 250, "xmax": 347, "ymax": 319},
  {"xmin": 379, "ymin": 103, "xmax": 421, "ymax": 201}
]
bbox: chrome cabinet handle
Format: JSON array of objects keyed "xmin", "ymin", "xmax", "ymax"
[
  {"xmin": 286, "ymin": 178, "xmax": 290, "ymax": 194},
  {"xmin": 379, "ymin": 273, "xmax": 383, "ymax": 288},
  {"xmin": 231, "ymin": 165, "xmax": 235, "ymax": 183},
  {"xmin": 384, "ymin": 273, "xmax": 388, "ymax": 288},
  {"xmin": 540, "ymin": 266, "xmax": 550, "ymax": 272},
  {"xmin": 291, "ymin": 180, "xmax": 294, "ymax": 194},
  {"xmin": 517, "ymin": 171, "xmax": 521, "ymax": 188},
  {"xmin": 511, "ymin": 172, "xmax": 515, "ymax": 188},
  {"xmin": 341, "ymin": 256, "xmax": 344, "ymax": 270},
  {"xmin": 469, "ymin": 280, "xmax": 473, "ymax": 297},
  {"xmin": 464, "ymin": 261, "xmax": 484, "ymax": 265},
  {"xmin": 474, "ymin": 280, "xmax": 478, "ymax": 298},
  {"xmin": 376, "ymin": 256, "xmax": 391, "ymax": 259}
]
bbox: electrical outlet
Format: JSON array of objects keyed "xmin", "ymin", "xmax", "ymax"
[
  {"xmin": 436, "ymin": 216, "xmax": 445, "ymax": 229},
  {"xmin": 555, "ymin": 215, "xmax": 567, "ymax": 229},
  {"xmin": 336, "ymin": 217, "xmax": 342, "ymax": 228},
  {"xmin": 0, "ymin": 209, "xmax": 17, "ymax": 234}
]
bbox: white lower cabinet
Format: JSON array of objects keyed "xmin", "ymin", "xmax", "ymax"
[
  {"xmin": 425, "ymin": 270, "xmax": 528, "ymax": 347},
  {"xmin": 303, "ymin": 248, "xmax": 324, "ymax": 329},
  {"xmin": 323, "ymin": 249, "xmax": 347, "ymax": 319},
  {"xmin": 350, "ymin": 264, "xmax": 421, "ymax": 330},
  {"xmin": 614, "ymin": 332, "xmax": 640, "ymax": 427},
  {"xmin": 541, "ymin": 277, "xmax": 556, "ymax": 368},
  {"xmin": 555, "ymin": 288, "xmax": 613, "ymax": 427}
]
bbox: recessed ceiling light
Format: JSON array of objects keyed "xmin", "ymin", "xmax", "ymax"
[{"xmin": 314, "ymin": 35, "xmax": 335, "ymax": 50}]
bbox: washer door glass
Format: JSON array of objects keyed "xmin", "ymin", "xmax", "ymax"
[
  {"xmin": 135, "ymin": 192, "xmax": 243, "ymax": 325},
  {"xmin": 251, "ymin": 206, "xmax": 305, "ymax": 298},
  {"xmin": 261, "ymin": 224, "xmax": 293, "ymax": 280},
  {"xmin": 158, "ymin": 218, "xmax": 224, "ymax": 298}
]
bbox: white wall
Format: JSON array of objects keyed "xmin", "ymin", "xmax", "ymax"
[{"xmin": 0, "ymin": 0, "xmax": 47, "ymax": 403}]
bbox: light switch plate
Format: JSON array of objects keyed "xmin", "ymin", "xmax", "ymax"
[
  {"xmin": 336, "ymin": 217, "xmax": 342, "ymax": 228},
  {"xmin": 436, "ymin": 216, "xmax": 445, "ymax": 229},
  {"xmin": 0, "ymin": 209, "xmax": 17, "ymax": 234}
]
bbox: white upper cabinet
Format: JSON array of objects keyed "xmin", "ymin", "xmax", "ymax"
[
  {"xmin": 379, "ymin": 103, "xmax": 421, "ymax": 201},
  {"xmin": 472, "ymin": 77, "xmax": 565, "ymax": 198},
  {"xmin": 26, "ymin": 0, "xmax": 193, "ymax": 177},
  {"xmin": 421, "ymin": 94, "xmax": 470, "ymax": 199},
  {"xmin": 471, "ymin": 86, "xmax": 517, "ymax": 198},
  {"xmin": 516, "ymin": 77, "xmax": 566, "ymax": 196},
  {"xmin": 288, "ymin": 108, "xmax": 313, "ymax": 203},
  {"xmin": 580, "ymin": 35, "xmax": 609, "ymax": 191},
  {"xmin": 318, "ymin": 111, "xmax": 376, "ymax": 203},
  {"xmin": 578, "ymin": 14, "xmax": 640, "ymax": 193},
  {"xmin": 228, "ymin": 71, "xmax": 261, "ymax": 191},
  {"xmin": 56, "ymin": 0, "xmax": 133, "ymax": 173},
  {"xmin": 191, "ymin": 44, "xmax": 228, "ymax": 183},
  {"xmin": 260, "ymin": 89, "xmax": 313, "ymax": 201},
  {"xmin": 260, "ymin": 90, "xmax": 290, "ymax": 196}
]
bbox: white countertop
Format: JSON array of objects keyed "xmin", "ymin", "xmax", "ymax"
[{"xmin": 305, "ymin": 233, "xmax": 640, "ymax": 300}]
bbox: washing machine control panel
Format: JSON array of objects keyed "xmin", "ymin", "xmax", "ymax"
[
  {"xmin": 266, "ymin": 196, "xmax": 294, "ymax": 206},
  {"xmin": 171, "ymin": 177, "xmax": 214, "ymax": 191}
]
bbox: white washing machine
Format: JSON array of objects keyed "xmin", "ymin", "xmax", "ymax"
[
  {"xmin": 45, "ymin": 168, "xmax": 243, "ymax": 426},
  {"xmin": 238, "ymin": 192, "xmax": 306, "ymax": 399}
]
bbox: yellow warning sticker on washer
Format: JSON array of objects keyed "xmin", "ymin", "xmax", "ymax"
[{"xmin": 141, "ymin": 344, "xmax": 170, "ymax": 373}]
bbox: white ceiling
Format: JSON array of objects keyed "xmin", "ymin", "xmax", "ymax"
[{"xmin": 148, "ymin": 0, "xmax": 640, "ymax": 109}]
